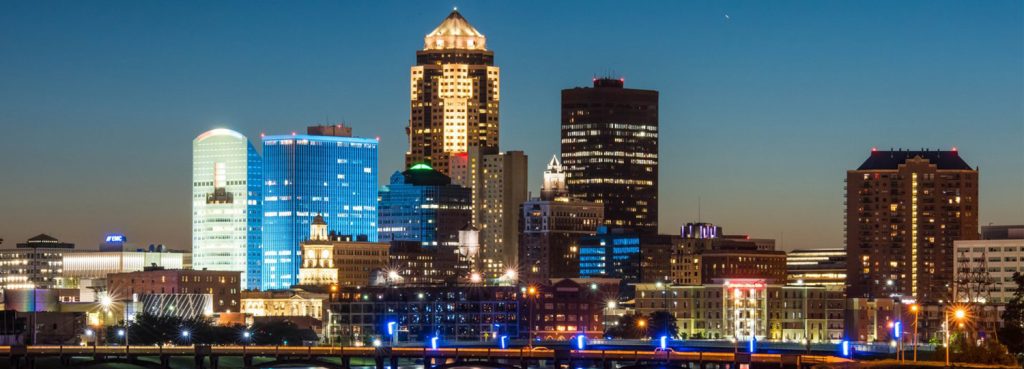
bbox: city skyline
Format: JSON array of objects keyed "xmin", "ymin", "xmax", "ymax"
[{"xmin": 1, "ymin": 1, "xmax": 1022, "ymax": 251}]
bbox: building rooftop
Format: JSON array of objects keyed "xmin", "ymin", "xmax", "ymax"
[
  {"xmin": 390, "ymin": 163, "xmax": 454, "ymax": 186},
  {"xmin": 424, "ymin": 10, "xmax": 487, "ymax": 51},
  {"xmin": 856, "ymin": 149, "xmax": 972, "ymax": 170}
]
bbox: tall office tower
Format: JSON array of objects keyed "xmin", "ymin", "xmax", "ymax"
[
  {"xmin": 519, "ymin": 156, "xmax": 604, "ymax": 283},
  {"xmin": 406, "ymin": 10, "xmax": 500, "ymax": 175},
  {"xmin": 261, "ymin": 125, "xmax": 378, "ymax": 291},
  {"xmin": 192, "ymin": 128, "xmax": 262, "ymax": 290},
  {"xmin": 378, "ymin": 163, "xmax": 472, "ymax": 248},
  {"xmin": 561, "ymin": 78, "xmax": 659, "ymax": 234},
  {"xmin": 846, "ymin": 149, "xmax": 979, "ymax": 303},
  {"xmin": 449, "ymin": 148, "xmax": 527, "ymax": 279}
]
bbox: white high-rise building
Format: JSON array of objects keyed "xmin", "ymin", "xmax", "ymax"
[{"xmin": 192, "ymin": 128, "xmax": 262, "ymax": 290}]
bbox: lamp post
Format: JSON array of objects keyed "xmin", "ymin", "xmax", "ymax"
[
  {"xmin": 605, "ymin": 301, "xmax": 617, "ymax": 334},
  {"xmin": 946, "ymin": 307, "xmax": 967, "ymax": 366},
  {"xmin": 527, "ymin": 286, "xmax": 538, "ymax": 349},
  {"xmin": 910, "ymin": 304, "xmax": 919, "ymax": 362}
]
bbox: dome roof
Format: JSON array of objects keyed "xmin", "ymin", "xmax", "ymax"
[{"xmin": 424, "ymin": 10, "xmax": 487, "ymax": 51}]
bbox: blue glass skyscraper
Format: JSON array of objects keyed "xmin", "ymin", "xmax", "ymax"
[
  {"xmin": 378, "ymin": 163, "xmax": 472, "ymax": 248},
  {"xmin": 261, "ymin": 126, "xmax": 378, "ymax": 290}
]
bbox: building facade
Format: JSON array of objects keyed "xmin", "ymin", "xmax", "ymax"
[
  {"xmin": 449, "ymin": 148, "xmax": 528, "ymax": 279},
  {"xmin": 325, "ymin": 285, "xmax": 524, "ymax": 344},
  {"xmin": 407, "ymin": 10, "xmax": 500, "ymax": 175},
  {"xmin": 786, "ymin": 248, "xmax": 846, "ymax": 288},
  {"xmin": 241, "ymin": 289, "xmax": 327, "ymax": 320},
  {"xmin": 378, "ymin": 164, "xmax": 472, "ymax": 248},
  {"xmin": 561, "ymin": 78, "xmax": 659, "ymax": 234},
  {"xmin": 192, "ymin": 128, "xmax": 262, "ymax": 290},
  {"xmin": 298, "ymin": 216, "xmax": 390, "ymax": 288},
  {"xmin": 106, "ymin": 268, "xmax": 241, "ymax": 313},
  {"xmin": 519, "ymin": 156, "xmax": 604, "ymax": 283},
  {"xmin": 669, "ymin": 223, "xmax": 781, "ymax": 286},
  {"xmin": 635, "ymin": 280, "xmax": 845, "ymax": 343},
  {"xmin": 386, "ymin": 241, "xmax": 462, "ymax": 286},
  {"xmin": 528, "ymin": 278, "xmax": 619, "ymax": 340},
  {"xmin": 578, "ymin": 227, "xmax": 641, "ymax": 283},
  {"xmin": 846, "ymin": 149, "xmax": 979, "ymax": 303},
  {"xmin": 954, "ymin": 237, "xmax": 1024, "ymax": 305},
  {"xmin": 0, "ymin": 234, "xmax": 74, "ymax": 290},
  {"xmin": 63, "ymin": 247, "xmax": 188, "ymax": 280},
  {"xmin": 262, "ymin": 125, "xmax": 378, "ymax": 290}
]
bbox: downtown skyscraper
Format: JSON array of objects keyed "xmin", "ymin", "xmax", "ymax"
[
  {"xmin": 406, "ymin": 10, "xmax": 500, "ymax": 175},
  {"xmin": 846, "ymin": 149, "xmax": 979, "ymax": 303},
  {"xmin": 261, "ymin": 125, "xmax": 378, "ymax": 291},
  {"xmin": 192, "ymin": 128, "xmax": 262, "ymax": 290},
  {"xmin": 561, "ymin": 78, "xmax": 659, "ymax": 234}
]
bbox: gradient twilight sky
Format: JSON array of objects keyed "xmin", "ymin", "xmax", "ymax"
[{"xmin": 1, "ymin": 1, "xmax": 1021, "ymax": 251}]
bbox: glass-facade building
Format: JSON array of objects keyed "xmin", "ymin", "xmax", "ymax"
[
  {"xmin": 192, "ymin": 128, "xmax": 262, "ymax": 290},
  {"xmin": 261, "ymin": 133, "xmax": 378, "ymax": 290},
  {"xmin": 578, "ymin": 226, "xmax": 641, "ymax": 283},
  {"xmin": 378, "ymin": 164, "xmax": 472, "ymax": 247}
]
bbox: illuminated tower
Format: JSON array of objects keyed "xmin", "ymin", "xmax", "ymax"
[
  {"xmin": 407, "ymin": 9, "xmax": 500, "ymax": 175},
  {"xmin": 846, "ymin": 148, "xmax": 979, "ymax": 303},
  {"xmin": 192, "ymin": 128, "xmax": 262, "ymax": 290}
]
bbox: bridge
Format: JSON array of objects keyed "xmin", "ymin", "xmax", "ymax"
[{"xmin": 0, "ymin": 345, "xmax": 852, "ymax": 369}]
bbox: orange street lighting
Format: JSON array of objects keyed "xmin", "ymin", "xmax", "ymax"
[
  {"xmin": 954, "ymin": 309, "xmax": 966, "ymax": 320},
  {"xmin": 637, "ymin": 319, "xmax": 647, "ymax": 328}
]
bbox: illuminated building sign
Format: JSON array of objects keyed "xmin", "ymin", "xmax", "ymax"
[
  {"xmin": 104, "ymin": 234, "xmax": 126, "ymax": 244},
  {"xmin": 722, "ymin": 279, "xmax": 766, "ymax": 289}
]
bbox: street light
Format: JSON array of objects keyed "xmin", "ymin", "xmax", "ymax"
[
  {"xmin": 527, "ymin": 286, "xmax": 538, "ymax": 348},
  {"xmin": 909, "ymin": 304, "xmax": 920, "ymax": 362},
  {"xmin": 946, "ymin": 306, "xmax": 969, "ymax": 366}
]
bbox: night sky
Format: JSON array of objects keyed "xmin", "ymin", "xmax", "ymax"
[{"xmin": 1, "ymin": 0, "xmax": 1021, "ymax": 251}]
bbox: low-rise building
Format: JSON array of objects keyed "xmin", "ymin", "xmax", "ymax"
[
  {"xmin": 106, "ymin": 267, "xmax": 241, "ymax": 313},
  {"xmin": 325, "ymin": 285, "xmax": 524, "ymax": 345},
  {"xmin": 528, "ymin": 278, "xmax": 619, "ymax": 340},
  {"xmin": 240, "ymin": 289, "xmax": 327, "ymax": 321},
  {"xmin": 635, "ymin": 280, "xmax": 844, "ymax": 342},
  {"xmin": 298, "ymin": 216, "xmax": 391, "ymax": 288},
  {"xmin": 63, "ymin": 245, "xmax": 188, "ymax": 281}
]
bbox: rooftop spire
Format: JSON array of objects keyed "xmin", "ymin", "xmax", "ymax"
[{"xmin": 424, "ymin": 9, "xmax": 487, "ymax": 51}]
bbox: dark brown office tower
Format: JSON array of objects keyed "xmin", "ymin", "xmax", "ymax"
[
  {"xmin": 407, "ymin": 10, "xmax": 500, "ymax": 175},
  {"xmin": 561, "ymin": 78, "xmax": 659, "ymax": 233},
  {"xmin": 846, "ymin": 149, "xmax": 979, "ymax": 303}
]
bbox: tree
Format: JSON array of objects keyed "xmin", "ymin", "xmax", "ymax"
[
  {"xmin": 604, "ymin": 313, "xmax": 648, "ymax": 339},
  {"xmin": 647, "ymin": 311, "xmax": 679, "ymax": 340},
  {"xmin": 998, "ymin": 272, "xmax": 1024, "ymax": 357},
  {"xmin": 250, "ymin": 320, "xmax": 318, "ymax": 346}
]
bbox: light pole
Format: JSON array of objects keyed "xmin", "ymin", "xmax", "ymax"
[
  {"xmin": 605, "ymin": 301, "xmax": 617, "ymax": 334},
  {"xmin": 910, "ymin": 304, "xmax": 919, "ymax": 362},
  {"xmin": 946, "ymin": 307, "xmax": 967, "ymax": 366},
  {"xmin": 527, "ymin": 286, "xmax": 538, "ymax": 349}
]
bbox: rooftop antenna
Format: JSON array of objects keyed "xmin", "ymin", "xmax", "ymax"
[{"xmin": 698, "ymin": 196, "xmax": 702, "ymax": 223}]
